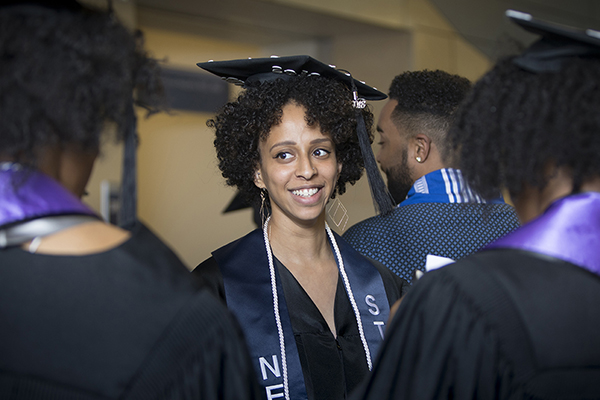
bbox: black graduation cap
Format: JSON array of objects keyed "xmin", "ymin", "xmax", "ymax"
[
  {"xmin": 507, "ymin": 9, "xmax": 600, "ymax": 73},
  {"xmin": 197, "ymin": 55, "xmax": 387, "ymax": 101},
  {"xmin": 198, "ymin": 55, "xmax": 395, "ymax": 215}
]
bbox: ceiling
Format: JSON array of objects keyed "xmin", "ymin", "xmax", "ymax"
[
  {"xmin": 431, "ymin": 0, "xmax": 600, "ymax": 60},
  {"xmin": 135, "ymin": 0, "xmax": 600, "ymax": 62},
  {"xmin": 135, "ymin": 0, "xmax": 403, "ymax": 46}
]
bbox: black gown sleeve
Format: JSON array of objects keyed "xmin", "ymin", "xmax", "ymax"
[
  {"xmin": 191, "ymin": 256, "xmax": 227, "ymax": 302},
  {"xmin": 123, "ymin": 290, "xmax": 264, "ymax": 400},
  {"xmin": 350, "ymin": 266, "xmax": 510, "ymax": 400}
]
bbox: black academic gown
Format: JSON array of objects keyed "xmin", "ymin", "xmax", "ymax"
[
  {"xmin": 194, "ymin": 232, "xmax": 408, "ymax": 400},
  {"xmin": 0, "ymin": 223, "xmax": 262, "ymax": 400},
  {"xmin": 351, "ymin": 249, "xmax": 600, "ymax": 400}
]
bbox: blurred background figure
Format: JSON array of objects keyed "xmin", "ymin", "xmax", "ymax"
[
  {"xmin": 344, "ymin": 70, "xmax": 519, "ymax": 284},
  {"xmin": 351, "ymin": 10, "xmax": 600, "ymax": 400},
  {"xmin": 0, "ymin": 2, "xmax": 261, "ymax": 399}
]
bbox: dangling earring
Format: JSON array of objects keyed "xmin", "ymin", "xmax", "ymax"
[
  {"xmin": 260, "ymin": 189, "xmax": 268, "ymax": 224},
  {"xmin": 327, "ymin": 197, "xmax": 349, "ymax": 232}
]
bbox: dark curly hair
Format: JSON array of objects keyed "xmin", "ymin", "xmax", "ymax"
[
  {"xmin": 449, "ymin": 56, "xmax": 600, "ymax": 200},
  {"xmin": 0, "ymin": 3, "xmax": 165, "ymax": 164},
  {"xmin": 388, "ymin": 70, "xmax": 471, "ymax": 161},
  {"xmin": 209, "ymin": 75, "xmax": 373, "ymax": 209}
]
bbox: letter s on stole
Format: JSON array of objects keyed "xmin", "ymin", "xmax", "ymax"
[{"xmin": 365, "ymin": 294, "xmax": 380, "ymax": 316}]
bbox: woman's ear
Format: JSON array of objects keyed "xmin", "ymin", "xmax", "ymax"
[{"xmin": 254, "ymin": 168, "xmax": 265, "ymax": 189}]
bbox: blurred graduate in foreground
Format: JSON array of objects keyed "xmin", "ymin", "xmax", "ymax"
[{"xmin": 0, "ymin": 2, "xmax": 261, "ymax": 398}]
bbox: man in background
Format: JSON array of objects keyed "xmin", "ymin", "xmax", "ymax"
[{"xmin": 344, "ymin": 70, "xmax": 519, "ymax": 283}]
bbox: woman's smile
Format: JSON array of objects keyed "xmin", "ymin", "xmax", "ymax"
[{"xmin": 291, "ymin": 187, "xmax": 321, "ymax": 198}]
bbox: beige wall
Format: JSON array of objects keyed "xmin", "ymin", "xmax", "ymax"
[
  {"xmin": 137, "ymin": 29, "xmax": 262, "ymax": 268},
  {"xmin": 330, "ymin": 31, "xmax": 411, "ymax": 225},
  {"xmin": 408, "ymin": 0, "xmax": 491, "ymax": 77},
  {"xmin": 268, "ymin": 0, "xmax": 491, "ymax": 80},
  {"xmin": 85, "ymin": 0, "xmax": 492, "ymax": 269},
  {"xmin": 136, "ymin": 109, "xmax": 257, "ymax": 268}
]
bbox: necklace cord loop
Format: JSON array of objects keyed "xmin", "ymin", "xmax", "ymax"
[{"xmin": 261, "ymin": 217, "xmax": 373, "ymax": 400}]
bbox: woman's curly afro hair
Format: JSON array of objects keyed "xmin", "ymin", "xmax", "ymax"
[
  {"xmin": 449, "ymin": 56, "xmax": 600, "ymax": 200},
  {"xmin": 209, "ymin": 75, "xmax": 374, "ymax": 208},
  {"xmin": 0, "ymin": 3, "xmax": 165, "ymax": 164}
]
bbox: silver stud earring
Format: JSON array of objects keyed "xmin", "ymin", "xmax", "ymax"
[{"xmin": 416, "ymin": 156, "xmax": 422, "ymax": 163}]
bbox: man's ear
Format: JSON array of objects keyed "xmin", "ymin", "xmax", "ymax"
[
  {"xmin": 413, "ymin": 134, "xmax": 432, "ymax": 163},
  {"xmin": 254, "ymin": 168, "xmax": 265, "ymax": 189}
]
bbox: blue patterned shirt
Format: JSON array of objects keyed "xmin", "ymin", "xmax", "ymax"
[{"xmin": 343, "ymin": 169, "xmax": 520, "ymax": 283}]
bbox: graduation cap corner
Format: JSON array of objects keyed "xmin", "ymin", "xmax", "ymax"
[{"xmin": 506, "ymin": 9, "xmax": 600, "ymax": 73}]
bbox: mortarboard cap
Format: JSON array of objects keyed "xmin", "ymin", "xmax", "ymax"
[
  {"xmin": 197, "ymin": 55, "xmax": 387, "ymax": 101},
  {"xmin": 198, "ymin": 55, "xmax": 395, "ymax": 215},
  {"xmin": 507, "ymin": 9, "xmax": 600, "ymax": 73}
]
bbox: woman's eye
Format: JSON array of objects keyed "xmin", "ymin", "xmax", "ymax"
[
  {"xmin": 313, "ymin": 148, "xmax": 331, "ymax": 157},
  {"xmin": 275, "ymin": 152, "xmax": 291, "ymax": 160}
]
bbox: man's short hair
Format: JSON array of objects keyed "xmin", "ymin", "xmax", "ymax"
[{"xmin": 388, "ymin": 70, "xmax": 471, "ymax": 160}]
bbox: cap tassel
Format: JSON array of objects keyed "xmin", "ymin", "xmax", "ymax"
[
  {"xmin": 119, "ymin": 103, "xmax": 138, "ymax": 230},
  {"xmin": 335, "ymin": 68, "xmax": 393, "ymax": 214},
  {"xmin": 339, "ymin": 70, "xmax": 394, "ymax": 215},
  {"xmin": 355, "ymin": 109, "xmax": 395, "ymax": 215}
]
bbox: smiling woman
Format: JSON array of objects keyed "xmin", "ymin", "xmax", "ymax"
[
  {"xmin": 254, "ymin": 103, "xmax": 342, "ymax": 226},
  {"xmin": 192, "ymin": 56, "xmax": 408, "ymax": 400}
]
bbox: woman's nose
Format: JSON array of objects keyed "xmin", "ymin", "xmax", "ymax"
[{"xmin": 296, "ymin": 155, "xmax": 317, "ymax": 179}]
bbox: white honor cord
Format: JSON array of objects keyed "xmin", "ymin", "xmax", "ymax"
[
  {"xmin": 325, "ymin": 223, "xmax": 373, "ymax": 371},
  {"xmin": 263, "ymin": 217, "xmax": 373, "ymax": 400},
  {"xmin": 263, "ymin": 217, "xmax": 291, "ymax": 400}
]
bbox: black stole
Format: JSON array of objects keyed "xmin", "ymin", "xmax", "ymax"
[{"xmin": 213, "ymin": 229, "xmax": 390, "ymax": 400}]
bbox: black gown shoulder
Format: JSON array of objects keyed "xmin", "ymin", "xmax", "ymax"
[
  {"xmin": 351, "ymin": 249, "xmax": 600, "ymax": 400},
  {"xmin": 194, "ymin": 255, "xmax": 227, "ymax": 301},
  {"xmin": 0, "ymin": 223, "xmax": 262, "ymax": 400}
]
